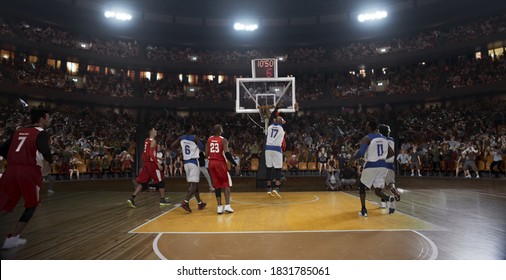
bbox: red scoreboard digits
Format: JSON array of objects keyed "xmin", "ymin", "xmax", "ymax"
[{"xmin": 252, "ymin": 58, "xmax": 278, "ymax": 78}]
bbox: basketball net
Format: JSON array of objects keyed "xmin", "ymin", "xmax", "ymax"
[{"xmin": 257, "ymin": 105, "xmax": 275, "ymax": 135}]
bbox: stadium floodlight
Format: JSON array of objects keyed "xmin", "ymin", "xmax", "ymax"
[
  {"xmin": 233, "ymin": 22, "xmax": 258, "ymax": 31},
  {"xmin": 104, "ymin": 10, "xmax": 132, "ymax": 21},
  {"xmin": 357, "ymin": 11, "xmax": 388, "ymax": 22}
]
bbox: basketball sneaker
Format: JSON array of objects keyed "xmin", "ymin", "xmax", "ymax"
[
  {"xmin": 127, "ymin": 198, "xmax": 136, "ymax": 208},
  {"xmin": 358, "ymin": 208, "xmax": 368, "ymax": 217},
  {"xmin": 2, "ymin": 235, "xmax": 27, "ymax": 249},
  {"xmin": 198, "ymin": 202, "xmax": 207, "ymax": 210},
  {"xmin": 217, "ymin": 205, "xmax": 224, "ymax": 214},
  {"xmin": 224, "ymin": 204, "xmax": 234, "ymax": 213},
  {"xmin": 272, "ymin": 190, "xmax": 282, "ymax": 199},
  {"xmin": 159, "ymin": 198, "xmax": 171, "ymax": 206},
  {"xmin": 380, "ymin": 201, "xmax": 387, "ymax": 209},
  {"xmin": 387, "ymin": 196, "xmax": 396, "ymax": 214},
  {"xmin": 180, "ymin": 201, "xmax": 192, "ymax": 212},
  {"xmin": 390, "ymin": 187, "xmax": 401, "ymax": 201},
  {"xmin": 267, "ymin": 191, "xmax": 275, "ymax": 197}
]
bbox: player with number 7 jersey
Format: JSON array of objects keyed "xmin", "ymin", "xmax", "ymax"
[{"xmin": 0, "ymin": 108, "xmax": 53, "ymax": 249}]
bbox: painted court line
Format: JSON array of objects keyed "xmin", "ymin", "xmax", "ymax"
[
  {"xmin": 152, "ymin": 230, "xmax": 440, "ymax": 260},
  {"xmin": 230, "ymin": 194, "xmax": 320, "ymax": 206}
]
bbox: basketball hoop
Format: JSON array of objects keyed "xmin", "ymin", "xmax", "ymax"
[
  {"xmin": 257, "ymin": 105, "xmax": 275, "ymax": 135},
  {"xmin": 257, "ymin": 105, "xmax": 274, "ymax": 124},
  {"xmin": 235, "ymin": 73, "xmax": 296, "ymax": 135}
]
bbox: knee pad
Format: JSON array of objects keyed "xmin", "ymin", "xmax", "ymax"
[
  {"xmin": 19, "ymin": 207, "xmax": 37, "ymax": 223},
  {"xmin": 157, "ymin": 181, "xmax": 165, "ymax": 189},
  {"xmin": 359, "ymin": 183, "xmax": 367, "ymax": 194},
  {"xmin": 215, "ymin": 188, "xmax": 221, "ymax": 197}
]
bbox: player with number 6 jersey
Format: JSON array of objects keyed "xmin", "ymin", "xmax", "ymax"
[{"xmin": 170, "ymin": 124, "xmax": 206, "ymax": 213}]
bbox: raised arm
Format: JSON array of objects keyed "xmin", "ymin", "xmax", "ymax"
[
  {"xmin": 169, "ymin": 137, "xmax": 180, "ymax": 150},
  {"xmin": 354, "ymin": 135, "xmax": 371, "ymax": 159}
]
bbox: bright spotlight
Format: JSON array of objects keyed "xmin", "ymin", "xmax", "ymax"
[
  {"xmin": 104, "ymin": 10, "xmax": 132, "ymax": 21},
  {"xmin": 357, "ymin": 10, "xmax": 388, "ymax": 22},
  {"xmin": 233, "ymin": 22, "xmax": 258, "ymax": 31}
]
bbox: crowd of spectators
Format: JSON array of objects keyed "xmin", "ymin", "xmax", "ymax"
[
  {"xmin": 0, "ymin": 19, "xmax": 140, "ymax": 58},
  {"xmin": 1, "ymin": 13, "xmax": 505, "ymax": 63},
  {"xmin": 1, "ymin": 97, "xmax": 504, "ymax": 183},
  {"xmin": 2, "ymin": 51, "xmax": 506, "ymax": 103},
  {"xmin": 0, "ymin": 58, "xmax": 134, "ymax": 97},
  {"xmin": 141, "ymin": 98, "xmax": 505, "ymax": 182},
  {"xmin": 0, "ymin": 18, "xmax": 14, "ymax": 36},
  {"xmin": 1, "ymin": 12, "xmax": 506, "ymax": 103},
  {"xmin": 83, "ymin": 71, "xmax": 134, "ymax": 98},
  {"xmin": 445, "ymin": 55, "xmax": 506, "ymax": 88},
  {"xmin": 11, "ymin": 62, "xmax": 75, "ymax": 91},
  {"xmin": 0, "ymin": 103, "xmax": 137, "ymax": 179},
  {"xmin": 1, "ymin": 12, "xmax": 506, "ymax": 182},
  {"xmin": 143, "ymin": 13, "xmax": 506, "ymax": 64},
  {"xmin": 396, "ymin": 99, "xmax": 506, "ymax": 150},
  {"xmin": 141, "ymin": 55, "xmax": 505, "ymax": 101},
  {"xmin": 395, "ymin": 98, "xmax": 506, "ymax": 178}
]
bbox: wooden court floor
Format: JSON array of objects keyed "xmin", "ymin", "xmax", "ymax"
[{"xmin": 0, "ymin": 177, "xmax": 505, "ymax": 260}]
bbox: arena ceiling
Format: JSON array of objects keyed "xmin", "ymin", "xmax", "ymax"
[{"xmin": 1, "ymin": 0, "xmax": 506, "ymax": 47}]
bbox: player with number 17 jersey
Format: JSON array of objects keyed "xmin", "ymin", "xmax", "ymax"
[{"xmin": 265, "ymin": 122, "xmax": 285, "ymax": 169}]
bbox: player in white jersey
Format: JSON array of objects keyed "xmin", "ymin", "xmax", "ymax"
[
  {"xmin": 265, "ymin": 116, "xmax": 285, "ymax": 198},
  {"xmin": 354, "ymin": 121, "xmax": 395, "ymax": 217},
  {"xmin": 378, "ymin": 124, "xmax": 401, "ymax": 212},
  {"xmin": 170, "ymin": 124, "xmax": 206, "ymax": 213}
]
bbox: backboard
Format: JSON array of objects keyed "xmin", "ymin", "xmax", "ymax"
[{"xmin": 236, "ymin": 77, "xmax": 296, "ymax": 114}]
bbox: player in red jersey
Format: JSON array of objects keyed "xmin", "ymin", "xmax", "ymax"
[
  {"xmin": 0, "ymin": 108, "xmax": 53, "ymax": 249},
  {"xmin": 127, "ymin": 128, "xmax": 170, "ymax": 208},
  {"xmin": 206, "ymin": 124, "xmax": 237, "ymax": 214}
]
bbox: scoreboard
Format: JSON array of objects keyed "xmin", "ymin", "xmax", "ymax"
[{"xmin": 251, "ymin": 58, "xmax": 278, "ymax": 78}]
